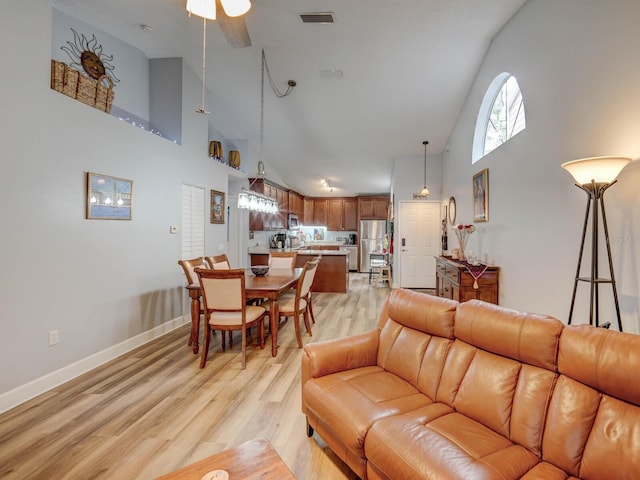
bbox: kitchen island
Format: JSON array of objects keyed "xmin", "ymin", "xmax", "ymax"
[{"xmin": 249, "ymin": 246, "xmax": 349, "ymax": 293}]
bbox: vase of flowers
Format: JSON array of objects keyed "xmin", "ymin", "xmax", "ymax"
[{"xmin": 452, "ymin": 224, "xmax": 476, "ymax": 261}]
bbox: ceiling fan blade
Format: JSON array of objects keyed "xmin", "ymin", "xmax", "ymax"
[{"xmin": 216, "ymin": 0, "xmax": 251, "ymax": 48}]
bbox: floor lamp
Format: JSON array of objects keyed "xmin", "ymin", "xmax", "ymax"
[{"xmin": 562, "ymin": 156, "xmax": 631, "ymax": 331}]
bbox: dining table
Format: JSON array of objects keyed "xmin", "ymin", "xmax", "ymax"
[{"xmin": 186, "ymin": 268, "xmax": 302, "ymax": 357}]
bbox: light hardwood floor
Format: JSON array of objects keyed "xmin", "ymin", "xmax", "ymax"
[{"xmin": 0, "ymin": 274, "xmax": 392, "ymax": 480}]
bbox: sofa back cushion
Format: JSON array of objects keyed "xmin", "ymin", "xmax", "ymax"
[
  {"xmin": 455, "ymin": 300, "xmax": 563, "ymax": 371},
  {"xmin": 439, "ymin": 300, "xmax": 563, "ymax": 456},
  {"xmin": 541, "ymin": 325, "xmax": 640, "ymax": 478},
  {"xmin": 377, "ymin": 289, "xmax": 457, "ymax": 399}
]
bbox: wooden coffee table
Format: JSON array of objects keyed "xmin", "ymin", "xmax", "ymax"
[{"xmin": 155, "ymin": 438, "xmax": 296, "ymax": 480}]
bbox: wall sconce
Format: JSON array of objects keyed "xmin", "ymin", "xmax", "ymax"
[{"xmin": 562, "ymin": 155, "xmax": 631, "ymax": 330}]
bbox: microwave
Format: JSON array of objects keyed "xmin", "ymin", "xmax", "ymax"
[{"xmin": 288, "ymin": 213, "xmax": 299, "ymax": 229}]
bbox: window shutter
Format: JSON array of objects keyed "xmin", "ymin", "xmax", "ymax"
[{"xmin": 181, "ymin": 185, "xmax": 205, "ymax": 259}]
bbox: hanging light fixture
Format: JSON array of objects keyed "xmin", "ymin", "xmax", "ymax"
[
  {"xmin": 238, "ymin": 49, "xmax": 296, "ymax": 213},
  {"xmin": 413, "ymin": 140, "xmax": 430, "ymax": 199}
]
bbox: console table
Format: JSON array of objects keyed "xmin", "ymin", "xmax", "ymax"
[{"xmin": 435, "ymin": 256, "xmax": 500, "ymax": 304}]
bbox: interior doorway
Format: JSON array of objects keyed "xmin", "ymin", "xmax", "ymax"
[{"xmin": 398, "ymin": 201, "xmax": 441, "ymax": 288}]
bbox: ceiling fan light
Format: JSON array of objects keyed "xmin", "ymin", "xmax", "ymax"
[
  {"xmin": 186, "ymin": 0, "xmax": 216, "ymax": 20},
  {"xmin": 220, "ymin": 0, "xmax": 251, "ymax": 17}
]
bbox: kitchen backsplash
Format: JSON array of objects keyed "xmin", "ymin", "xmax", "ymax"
[{"xmin": 249, "ymin": 227, "xmax": 357, "ymax": 247}]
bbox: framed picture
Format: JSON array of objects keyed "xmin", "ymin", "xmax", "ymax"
[
  {"xmin": 86, "ymin": 172, "xmax": 133, "ymax": 220},
  {"xmin": 210, "ymin": 189, "xmax": 225, "ymax": 224},
  {"xmin": 473, "ymin": 168, "xmax": 489, "ymax": 223}
]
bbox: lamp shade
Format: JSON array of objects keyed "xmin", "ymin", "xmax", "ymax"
[
  {"xmin": 561, "ymin": 156, "xmax": 631, "ymax": 185},
  {"xmin": 220, "ymin": 0, "xmax": 251, "ymax": 17},
  {"xmin": 186, "ymin": 0, "xmax": 216, "ymax": 19}
]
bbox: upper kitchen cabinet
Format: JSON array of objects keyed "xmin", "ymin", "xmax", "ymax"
[
  {"xmin": 313, "ymin": 199, "xmax": 328, "ymax": 226},
  {"xmin": 327, "ymin": 198, "xmax": 357, "ymax": 231},
  {"xmin": 288, "ymin": 191, "xmax": 303, "ymax": 219},
  {"xmin": 358, "ymin": 196, "xmax": 389, "ymax": 220},
  {"xmin": 248, "ymin": 178, "xmax": 289, "ymax": 231},
  {"xmin": 301, "ymin": 198, "xmax": 328, "ymax": 226}
]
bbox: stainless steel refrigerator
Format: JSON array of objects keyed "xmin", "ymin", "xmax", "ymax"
[{"xmin": 360, "ymin": 220, "xmax": 387, "ymax": 272}]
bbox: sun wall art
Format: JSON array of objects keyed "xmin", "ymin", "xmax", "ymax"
[{"xmin": 51, "ymin": 28, "xmax": 120, "ymax": 113}]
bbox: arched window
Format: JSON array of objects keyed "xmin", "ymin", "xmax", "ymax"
[{"xmin": 472, "ymin": 73, "xmax": 526, "ymax": 163}]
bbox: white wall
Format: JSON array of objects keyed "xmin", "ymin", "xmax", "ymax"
[
  {"xmin": 0, "ymin": 0, "xmax": 241, "ymax": 409},
  {"xmin": 442, "ymin": 0, "xmax": 640, "ymax": 331}
]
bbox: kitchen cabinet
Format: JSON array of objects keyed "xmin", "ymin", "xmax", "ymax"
[
  {"xmin": 435, "ymin": 256, "xmax": 500, "ymax": 304},
  {"xmin": 313, "ymin": 199, "xmax": 327, "ymax": 226},
  {"xmin": 248, "ymin": 179, "xmax": 288, "ymax": 231},
  {"xmin": 288, "ymin": 191, "xmax": 303, "ymax": 220},
  {"xmin": 298, "ymin": 197, "xmax": 327, "ymax": 226},
  {"xmin": 343, "ymin": 198, "xmax": 357, "ymax": 230},
  {"xmin": 358, "ymin": 196, "xmax": 389, "ymax": 219},
  {"xmin": 303, "ymin": 198, "xmax": 314, "ymax": 225},
  {"xmin": 327, "ymin": 198, "xmax": 358, "ymax": 231}
]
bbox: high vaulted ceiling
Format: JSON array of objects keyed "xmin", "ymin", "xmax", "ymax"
[{"xmin": 52, "ymin": 0, "xmax": 527, "ymax": 197}]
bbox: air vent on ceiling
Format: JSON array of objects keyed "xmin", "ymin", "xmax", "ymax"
[
  {"xmin": 320, "ymin": 69, "xmax": 343, "ymax": 80},
  {"xmin": 299, "ymin": 12, "xmax": 335, "ymax": 24}
]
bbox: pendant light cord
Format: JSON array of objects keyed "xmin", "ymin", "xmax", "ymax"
[
  {"xmin": 262, "ymin": 49, "xmax": 296, "ymax": 99},
  {"xmin": 423, "ymin": 140, "xmax": 428, "ymax": 186}
]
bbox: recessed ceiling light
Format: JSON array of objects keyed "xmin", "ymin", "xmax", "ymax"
[{"xmin": 140, "ymin": 24, "xmax": 153, "ymax": 32}]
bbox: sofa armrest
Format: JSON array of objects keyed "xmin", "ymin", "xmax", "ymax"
[{"xmin": 302, "ymin": 330, "xmax": 380, "ymax": 382}]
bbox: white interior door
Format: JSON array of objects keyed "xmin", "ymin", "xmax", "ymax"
[{"xmin": 398, "ymin": 201, "xmax": 440, "ymax": 288}]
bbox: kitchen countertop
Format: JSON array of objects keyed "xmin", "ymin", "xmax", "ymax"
[{"xmin": 248, "ymin": 245, "xmax": 350, "ymax": 255}]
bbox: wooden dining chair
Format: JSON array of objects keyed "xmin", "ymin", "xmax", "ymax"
[
  {"xmin": 205, "ymin": 253, "xmax": 231, "ymax": 270},
  {"xmin": 195, "ymin": 268, "xmax": 266, "ymax": 369},
  {"xmin": 276, "ymin": 258, "xmax": 320, "ymax": 348},
  {"xmin": 269, "ymin": 251, "xmax": 297, "ymax": 269},
  {"xmin": 177, "ymin": 257, "xmax": 208, "ymax": 286},
  {"xmin": 280, "ymin": 255, "xmax": 321, "ymax": 324}
]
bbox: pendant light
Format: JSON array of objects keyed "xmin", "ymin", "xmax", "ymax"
[{"xmin": 413, "ymin": 140, "xmax": 430, "ymax": 199}]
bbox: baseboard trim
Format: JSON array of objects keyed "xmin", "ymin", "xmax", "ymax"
[{"xmin": 0, "ymin": 316, "xmax": 189, "ymax": 414}]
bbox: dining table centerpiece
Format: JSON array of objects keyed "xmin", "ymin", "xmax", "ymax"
[{"xmin": 452, "ymin": 224, "xmax": 476, "ymax": 261}]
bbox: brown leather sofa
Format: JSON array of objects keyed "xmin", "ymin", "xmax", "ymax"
[{"xmin": 301, "ymin": 288, "xmax": 640, "ymax": 479}]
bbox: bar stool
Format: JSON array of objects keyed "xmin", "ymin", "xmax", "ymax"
[
  {"xmin": 369, "ymin": 253, "xmax": 387, "ymax": 284},
  {"xmin": 378, "ymin": 264, "xmax": 392, "ymax": 286}
]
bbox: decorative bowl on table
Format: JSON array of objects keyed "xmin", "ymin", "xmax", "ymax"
[{"xmin": 251, "ymin": 265, "xmax": 270, "ymax": 276}]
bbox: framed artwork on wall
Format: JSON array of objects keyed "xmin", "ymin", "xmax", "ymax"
[
  {"xmin": 473, "ymin": 168, "xmax": 489, "ymax": 223},
  {"xmin": 210, "ymin": 189, "xmax": 225, "ymax": 224},
  {"xmin": 86, "ymin": 172, "xmax": 133, "ymax": 220}
]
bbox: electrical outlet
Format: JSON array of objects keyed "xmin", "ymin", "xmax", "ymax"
[
  {"xmin": 48, "ymin": 330, "xmax": 59, "ymax": 346},
  {"xmin": 218, "ymin": 243, "xmax": 225, "ymax": 251}
]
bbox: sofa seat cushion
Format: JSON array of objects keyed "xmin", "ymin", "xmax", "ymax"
[
  {"xmin": 366, "ymin": 411, "xmax": 540, "ymax": 480},
  {"xmin": 303, "ymin": 366, "xmax": 433, "ymax": 457},
  {"xmin": 520, "ymin": 462, "xmax": 578, "ymax": 479}
]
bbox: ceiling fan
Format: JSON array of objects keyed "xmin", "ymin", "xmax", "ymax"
[{"xmin": 186, "ymin": 0, "xmax": 251, "ymax": 48}]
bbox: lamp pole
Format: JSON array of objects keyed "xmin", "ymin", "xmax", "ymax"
[{"xmin": 567, "ymin": 180, "xmax": 622, "ymax": 330}]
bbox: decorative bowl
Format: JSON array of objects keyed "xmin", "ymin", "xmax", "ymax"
[{"xmin": 251, "ymin": 265, "xmax": 270, "ymax": 276}]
